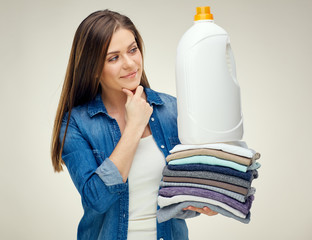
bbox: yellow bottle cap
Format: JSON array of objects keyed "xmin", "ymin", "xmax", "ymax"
[{"xmin": 194, "ymin": 6, "xmax": 214, "ymax": 21}]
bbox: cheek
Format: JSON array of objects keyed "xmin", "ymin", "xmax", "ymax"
[
  {"xmin": 102, "ymin": 64, "xmax": 120, "ymax": 80},
  {"xmin": 135, "ymin": 52, "xmax": 143, "ymax": 66}
]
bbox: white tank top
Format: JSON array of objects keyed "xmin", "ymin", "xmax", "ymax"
[{"xmin": 127, "ymin": 135, "xmax": 166, "ymax": 240}]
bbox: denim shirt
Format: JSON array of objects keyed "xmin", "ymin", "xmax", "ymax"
[{"xmin": 60, "ymin": 88, "xmax": 189, "ymax": 240}]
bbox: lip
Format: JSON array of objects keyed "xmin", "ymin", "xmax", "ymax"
[{"xmin": 121, "ymin": 70, "xmax": 138, "ymax": 79}]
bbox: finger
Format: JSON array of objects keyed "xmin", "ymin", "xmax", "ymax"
[
  {"xmin": 122, "ymin": 88, "xmax": 133, "ymax": 97},
  {"xmin": 203, "ymin": 207, "xmax": 218, "ymax": 216},
  {"xmin": 192, "ymin": 206, "xmax": 203, "ymax": 213},
  {"xmin": 183, "ymin": 206, "xmax": 218, "ymax": 216},
  {"xmin": 183, "ymin": 206, "xmax": 198, "ymax": 212},
  {"xmin": 122, "ymin": 88, "xmax": 133, "ymax": 103},
  {"xmin": 134, "ymin": 85, "xmax": 144, "ymax": 97}
]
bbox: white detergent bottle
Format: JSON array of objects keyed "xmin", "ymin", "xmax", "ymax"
[{"xmin": 176, "ymin": 6, "xmax": 244, "ymax": 144}]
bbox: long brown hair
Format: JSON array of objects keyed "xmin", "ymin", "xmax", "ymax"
[{"xmin": 51, "ymin": 10, "xmax": 150, "ymax": 172}]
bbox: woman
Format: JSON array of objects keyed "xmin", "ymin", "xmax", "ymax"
[{"xmin": 51, "ymin": 9, "xmax": 216, "ymax": 240}]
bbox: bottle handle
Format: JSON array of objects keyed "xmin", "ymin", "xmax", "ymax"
[{"xmin": 226, "ymin": 38, "xmax": 239, "ymax": 86}]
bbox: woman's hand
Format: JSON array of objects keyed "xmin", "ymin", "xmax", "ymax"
[
  {"xmin": 183, "ymin": 206, "xmax": 218, "ymax": 216},
  {"xmin": 122, "ymin": 85, "xmax": 153, "ymax": 133},
  {"xmin": 109, "ymin": 85, "xmax": 153, "ymax": 182}
]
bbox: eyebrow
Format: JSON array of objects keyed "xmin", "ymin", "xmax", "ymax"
[{"xmin": 106, "ymin": 41, "xmax": 137, "ymax": 56}]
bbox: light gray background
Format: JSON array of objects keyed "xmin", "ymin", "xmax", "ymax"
[{"xmin": 1, "ymin": 0, "xmax": 311, "ymax": 239}]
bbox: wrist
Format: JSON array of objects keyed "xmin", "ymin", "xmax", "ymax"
[{"xmin": 123, "ymin": 123, "xmax": 145, "ymax": 139}]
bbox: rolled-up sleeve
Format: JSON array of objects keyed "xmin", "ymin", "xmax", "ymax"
[
  {"xmin": 95, "ymin": 158, "xmax": 124, "ymax": 187},
  {"xmin": 60, "ymin": 116, "xmax": 127, "ymax": 213}
]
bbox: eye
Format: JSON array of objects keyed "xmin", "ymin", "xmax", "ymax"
[
  {"xmin": 108, "ymin": 55, "xmax": 118, "ymax": 62},
  {"xmin": 130, "ymin": 46, "xmax": 138, "ymax": 53}
]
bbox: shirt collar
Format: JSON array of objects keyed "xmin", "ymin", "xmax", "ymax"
[
  {"xmin": 87, "ymin": 93, "xmax": 108, "ymax": 118},
  {"xmin": 87, "ymin": 87, "xmax": 164, "ymax": 118},
  {"xmin": 145, "ymin": 87, "xmax": 164, "ymax": 106}
]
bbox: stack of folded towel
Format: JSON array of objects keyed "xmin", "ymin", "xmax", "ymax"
[{"xmin": 157, "ymin": 141, "xmax": 261, "ymax": 224}]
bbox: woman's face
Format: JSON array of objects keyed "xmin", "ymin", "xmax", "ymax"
[{"xmin": 100, "ymin": 28, "xmax": 143, "ymax": 93}]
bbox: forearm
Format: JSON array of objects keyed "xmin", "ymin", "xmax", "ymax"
[
  {"xmin": 110, "ymin": 85, "xmax": 153, "ymax": 182},
  {"xmin": 82, "ymin": 173, "xmax": 126, "ymax": 213},
  {"xmin": 62, "ymin": 150, "xmax": 127, "ymax": 213},
  {"xmin": 109, "ymin": 123, "xmax": 145, "ymax": 182}
]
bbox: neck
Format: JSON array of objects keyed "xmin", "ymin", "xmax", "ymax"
[
  {"xmin": 101, "ymin": 89, "xmax": 127, "ymax": 113},
  {"xmin": 101, "ymin": 86, "xmax": 148, "ymax": 112}
]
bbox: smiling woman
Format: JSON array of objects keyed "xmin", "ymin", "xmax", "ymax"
[
  {"xmin": 100, "ymin": 29, "xmax": 143, "ymax": 98},
  {"xmin": 50, "ymin": 9, "xmax": 215, "ymax": 240},
  {"xmin": 51, "ymin": 10, "xmax": 150, "ymax": 173}
]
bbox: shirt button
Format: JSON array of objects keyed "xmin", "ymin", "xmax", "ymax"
[
  {"xmin": 151, "ymin": 117, "xmax": 155, "ymax": 121},
  {"xmin": 160, "ymin": 145, "xmax": 165, "ymax": 149},
  {"xmin": 159, "ymin": 238, "xmax": 164, "ymax": 240}
]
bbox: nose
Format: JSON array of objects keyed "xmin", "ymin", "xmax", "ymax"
[{"xmin": 122, "ymin": 54, "xmax": 135, "ymax": 69}]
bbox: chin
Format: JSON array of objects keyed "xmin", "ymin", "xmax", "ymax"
[{"xmin": 129, "ymin": 81, "xmax": 141, "ymax": 90}]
